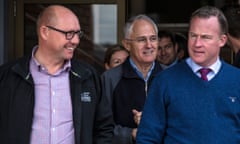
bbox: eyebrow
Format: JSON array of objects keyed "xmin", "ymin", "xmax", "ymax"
[{"xmin": 189, "ymin": 32, "xmax": 212, "ymax": 35}]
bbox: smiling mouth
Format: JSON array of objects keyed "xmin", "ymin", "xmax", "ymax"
[
  {"xmin": 143, "ymin": 49, "xmax": 154, "ymax": 55},
  {"xmin": 65, "ymin": 47, "xmax": 75, "ymax": 51}
]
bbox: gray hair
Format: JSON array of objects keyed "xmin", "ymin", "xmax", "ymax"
[{"xmin": 123, "ymin": 14, "xmax": 158, "ymax": 39}]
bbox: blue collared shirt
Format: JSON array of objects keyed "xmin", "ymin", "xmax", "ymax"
[
  {"xmin": 186, "ymin": 57, "xmax": 221, "ymax": 81},
  {"xmin": 129, "ymin": 58, "xmax": 155, "ymax": 82}
]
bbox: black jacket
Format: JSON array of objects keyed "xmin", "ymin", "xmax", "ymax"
[
  {"xmin": 101, "ymin": 58, "xmax": 162, "ymax": 144},
  {"xmin": 0, "ymin": 55, "xmax": 114, "ymax": 144}
]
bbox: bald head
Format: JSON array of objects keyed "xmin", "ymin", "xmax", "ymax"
[{"xmin": 36, "ymin": 5, "xmax": 79, "ymax": 35}]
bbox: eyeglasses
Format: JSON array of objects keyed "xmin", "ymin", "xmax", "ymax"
[
  {"xmin": 46, "ymin": 25, "xmax": 84, "ymax": 40},
  {"xmin": 125, "ymin": 35, "xmax": 158, "ymax": 45}
]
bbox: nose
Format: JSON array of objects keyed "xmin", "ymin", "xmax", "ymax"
[
  {"xmin": 146, "ymin": 40, "xmax": 152, "ymax": 47},
  {"xmin": 70, "ymin": 33, "xmax": 80, "ymax": 44},
  {"xmin": 162, "ymin": 48, "xmax": 167, "ymax": 54},
  {"xmin": 158, "ymin": 46, "xmax": 167, "ymax": 54},
  {"xmin": 193, "ymin": 36, "xmax": 203, "ymax": 47},
  {"xmin": 146, "ymin": 38, "xmax": 156, "ymax": 47}
]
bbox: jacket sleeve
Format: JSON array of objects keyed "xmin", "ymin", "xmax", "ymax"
[
  {"xmin": 71, "ymin": 60, "xmax": 114, "ymax": 144},
  {"xmin": 101, "ymin": 66, "xmax": 136, "ymax": 143},
  {"xmin": 113, "ymin": 124, "xmax": 135, "ymax": 144},
  {"xmin": 93, "ymin": 90, "xmax": 114, "ymax": 144},
  {"xmin": 93, "ymin": 69, "xmax": 114, "ymax": 144}
]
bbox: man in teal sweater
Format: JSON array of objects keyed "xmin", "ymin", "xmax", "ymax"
[{"xmin": 136, "ymin": 6, "xmax": 240, "ymax": 144}]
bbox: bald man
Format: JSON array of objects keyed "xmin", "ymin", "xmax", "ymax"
[{"xmin": 0, "ymin": 5, "xmax": 113, "ymax": 144}]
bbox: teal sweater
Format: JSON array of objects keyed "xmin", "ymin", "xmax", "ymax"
[{"xmin": 136, "ymin": 60, "xmax": 240, "ymax": 144}]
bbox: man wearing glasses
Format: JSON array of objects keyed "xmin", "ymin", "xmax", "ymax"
[
  {"xmin": 0, "ymin": 5, "xmax": 113, "ymax": 144},
  {"xmin": 101, "ymin": 14, "xmax": 162, "ymax": 144}
]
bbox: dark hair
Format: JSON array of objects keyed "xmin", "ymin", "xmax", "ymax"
[
  {"xmin": 222, "ymin": 4, "xmax": 240, "ymax": 38},
  {"xmin": 104, "ymin": 44, "xmax": 129, "ymax": 64},
  {"xmin": 175, "ymin": 33, "xmax": 189, "ymax": 59},
  {"xmin": 158, "ymin": 30, "xmax": 176, "ymax": 46},
  {"xmin": 190, "ymin": 5, "xmax": 228, "ymax": 35}
]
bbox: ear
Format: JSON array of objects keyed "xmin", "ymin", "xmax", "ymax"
[
  {"xmin": 177, "ymin": 50, "xmax": 184, "ymax": 60},
  {"xmin": 219, "ymin": 34, "xmax": 228, "ymax": 48},
  {"xmin": 122, "ymin": 39, "xmax": 131, "ymax": 51},
  {"xmin": 174, "ymin": 43, "xmax": 179, "ymax": 52},
  {"xmin": 39, "ymin": 26, "xmax": 49, "ymax": 40},
  {"xmin": 105, "ymin": 63, "xmax": 110, "ymax": 70}
]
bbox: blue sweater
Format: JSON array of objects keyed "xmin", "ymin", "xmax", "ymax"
[{"xmin": 136, "ymin": 60, "xmax": 240, "ymax": 144}]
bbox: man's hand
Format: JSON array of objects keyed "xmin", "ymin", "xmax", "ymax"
[
  {"xmin": 132, "ymin": 109, "xmax": 142, "ymax": 125},
  {"xmin": 132, "ymin": 128, "xmax": 137, "ymax": 141}
]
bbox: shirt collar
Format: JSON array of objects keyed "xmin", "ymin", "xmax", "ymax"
[
  {"xmin": 160, "ymin": 58, "xmax": 178, "ymax": 70},
  {"xmin": 129, "ymin": 57, "xmax": 155, "ymax": 81},
  {"xmin": 31, "ymin": 46, "xmax": 71, "ymax": 73},
  {"xmin": 186, "ymin": 57, "xmax": 221, "ymax": 74}
]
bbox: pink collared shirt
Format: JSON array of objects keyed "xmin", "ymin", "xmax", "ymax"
[{"xmin": 30, "ymin": 56, "xmax": 75, "ymax": 144}]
